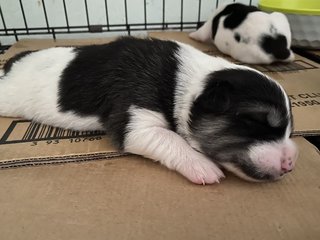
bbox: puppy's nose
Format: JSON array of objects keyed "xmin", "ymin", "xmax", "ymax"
[
  {"xmin": 281, "ymin": 157, "xmax": 294, "ymax": 174},
  {"xmin": 280, "ymin": 140, "xmax": 298, "ymax": 176}
]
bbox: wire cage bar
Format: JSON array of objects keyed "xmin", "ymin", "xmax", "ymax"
[{"xmin": 0, "ymin": 0, "xmax": 257, "ymax": 49}]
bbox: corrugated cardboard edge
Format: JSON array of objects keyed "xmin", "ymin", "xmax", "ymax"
[{"xmin": 0, "ymin": 152, "xmax": 130, "ymax": 169}]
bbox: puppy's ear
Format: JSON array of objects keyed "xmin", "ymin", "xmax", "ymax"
[
  {"xmin": 195, "ymin": 80, "xmax": 233, "ymax": 114},
  {"xmin": 189, "ymin": 20, "xmax": 213, "ymax": 43}
]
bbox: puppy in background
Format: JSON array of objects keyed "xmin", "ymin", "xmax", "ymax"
[
  {"xmin": 189, "ymin": 3, "xmax": 294, "ymax": 64},
  {"xmin": 0, "ymin": 37, "xmax": 297, "ymax": 184}
]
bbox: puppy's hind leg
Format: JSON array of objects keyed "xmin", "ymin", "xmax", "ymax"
[{"xmin": 124, "ymin": 106, "xmax": 224, "ymax": 184}]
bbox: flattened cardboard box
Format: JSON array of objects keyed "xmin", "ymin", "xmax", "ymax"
[
  {"xmin": 0, "ymin": 35, "xmax": 319, "ymax": 239},
  {"xmin": 150, "ymin": 32, "xmax": 320, "ymax": 136},
  {"xmin": 0, "ymin": 137, "xmax": 319, "ymax": 240}
]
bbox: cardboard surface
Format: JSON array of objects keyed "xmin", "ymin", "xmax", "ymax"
[
  {"xmin": 0, "ymin": 117, "xmax": 127, "ymax": 168},
  {"xmin": 150, "ymin": 32, "xmax": 320, "ymax": 136},
  {"xmin": 0, "ymin": 35, "xmax": 320, "ymax": 240},
  {"xmin": 0, "ymin": 137, "xmax": 319, "ymax": 240}
]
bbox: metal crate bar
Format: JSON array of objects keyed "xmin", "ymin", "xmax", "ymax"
[
  {"xmin": 123, "ymin": 0, "xmax": 129, "ymax": 34},
  {"xmin": 0, "ymin": 5, "xmax": 7, "ymax": 34},
  {"xmin": 18, "ymin": 0, "xmax": 29, "ymax": 34},
  {"xmin": 162, "ymin": 0, "xmax": 165, "ymax": 30},
  {"xmin": 0, "ymin": 0, "xmax": 255, "ymax": 45},
  {"xmin": 104, "ymin": 0, "xmax": 110, "ymax": 31},
  {"xmin": 144, "ymin": 0, "xmax": 147, "ymax": 30},
  {"xmin": 42, "ymin": 0, "xmax": 50, "ymax": 31},
  {"xmin": 84, "ymin": 0, "xmax": 90, "ymax": 27},
  {"xmin": 180, "ymin": 0, "xmax": 183, "ymax": 31},
  {"xmin": 62, "ymin": 0, "xmax": 70, "ymax": 32},
  {"xmin": 197, "ymin": 0, "xmax": 202, "ymax": 23}
]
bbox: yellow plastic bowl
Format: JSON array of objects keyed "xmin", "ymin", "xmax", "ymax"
[{"xmin": 259, "ymin": 0, "xmax": 320, "ymax": 15}]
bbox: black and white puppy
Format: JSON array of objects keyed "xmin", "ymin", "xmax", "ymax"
[
  {"xmin": 0, "ymin": 37, "xmax": 298, "ymax": 184},
  {"xmin": 190, "ymin": 3, "xmax": 294, "ymax": 64}
]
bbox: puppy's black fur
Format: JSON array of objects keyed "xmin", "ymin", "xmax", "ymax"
[
  {"xmin": 191, "ymin": 69, "xmax": 288, "ymax": 141},
  {"xmin": 211, "ymin": 3, "xmax": 260, "ymax": 40},
  {"xmin": 58, "ymin": 37, "xmax": 180, "ymax": 147},
  {"xmin": 260, "ymin": 34, "xmax": 291, "ymax": 60}
]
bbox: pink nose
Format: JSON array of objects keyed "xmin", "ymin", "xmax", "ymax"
[
  {"xmin": 280, "ymin": 142, "xmax": 297, "ymax": 176},
  {"xmin": 281, "ymin": 157, "xmax": 294, "ymax": 175}
]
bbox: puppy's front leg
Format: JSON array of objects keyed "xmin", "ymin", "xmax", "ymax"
[{"xmin": 124, "ymin": 107, "xmax": 224, "ymax": 184}]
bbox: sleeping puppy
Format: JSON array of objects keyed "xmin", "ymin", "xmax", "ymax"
[
  {"xmin": 0, "ymin": 37, "xmax": 297, "ymax": 184},
  {"xmin": 189, "ymin": 3, "xmax": 294, "ymax": 64}
]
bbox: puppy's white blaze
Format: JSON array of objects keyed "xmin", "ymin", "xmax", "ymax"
[
  {"xmin": 174, "ymin": 42, "xmax": 234, "ymax": 146},
  {"xmin": 249, "ymin": 142, "xmax": 282, "ymax": 172},
  {"xmin": 0, "ymin": 47, "xmax": 103, "ymax": 131},
  {"xmin": 284, "ymin": 117, "xmax": 292, "ymax": 140},
  {"xmin": 248, "ymin": 138, "xmax": 297, "ymax": 178},
  {"xmin": 125, "ymin": 106, "xmax": 224, "ymax": 184}
]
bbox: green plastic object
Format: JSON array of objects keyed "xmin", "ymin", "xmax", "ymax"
[{"xmin": 259, "ymin": 0, "xmax": 320, "ymax": 15}]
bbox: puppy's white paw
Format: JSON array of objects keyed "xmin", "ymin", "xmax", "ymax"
[{"xmin": 177, "ymin": 152, "xmax": 225, "ymax": 185}]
